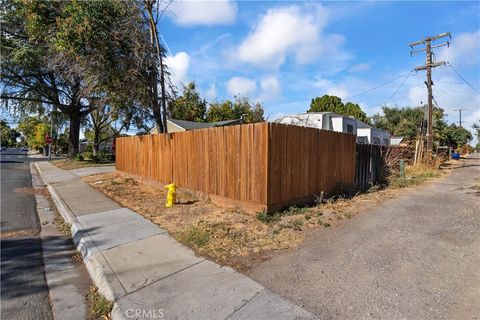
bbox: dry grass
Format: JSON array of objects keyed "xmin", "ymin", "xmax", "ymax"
[
  {"xmin": 84, "ymin": 173, "xmax": 305, "ymax": 268},
  {"xmin": 87, "ymin": 286, "xmax": 113, "ymax": 320},
  {"xmin": 52, "ymin": 159, "xmax": 114, "ymax": 171},
  {"xmin": 83, "ymin": 167, "xmax": 446, "ymax": 269},
  {"xmin": 55, "ymin": 215, "xmax": 72, "ymax": 237},
  {"xmin": 389, "ymin": 164, "xmax": 444, "ymax": 189}
]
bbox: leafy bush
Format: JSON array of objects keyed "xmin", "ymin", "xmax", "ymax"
[
  {"xmin": 82, "ymin": 151, "xmax": 93, "ymax": 160},
  {"xmin": 74, "ymin": 153, "xmax": 84, "ymax": 161}
]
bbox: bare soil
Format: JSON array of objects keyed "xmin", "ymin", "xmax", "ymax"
[{"xmin": 83, "ymin": 165, "xmax": 446, "ymax": 270}]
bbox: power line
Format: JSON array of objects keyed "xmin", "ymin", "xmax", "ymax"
[
  {"xmin": 343, "ymin": 71, "xmax": 414, "ymax": 101},
  {"xmin": 448, "ymin": 64, "xmax": 480, "ymax": 94},
  {"xmin": 386, "ymin": 72, "xmax": 414, "ymax": 102}
]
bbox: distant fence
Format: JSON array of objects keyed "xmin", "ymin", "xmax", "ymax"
[
  {"xmin": 116, "ymin": 123, "xmax": 356, "ymax": 212},
  {"xmin": 355, "ymin": 144, "xmax": 387, "ymax": 188}
]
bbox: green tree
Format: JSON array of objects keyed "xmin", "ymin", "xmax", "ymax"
[
  {"xmin": 472, "ymin": 122, "xmax": 480, "ymax": 151},
  {"xmin": 443, "ymin": 124, "xmax": 473, "ymax": 148},
  {"xmin": 371, "ymin": 106, "xmax": 425, "ymax": 141},
  {"xmin": 1, "ymin": 0, "xmax": 151, "ymax": 157},
  {"xmin": 169, "ymin": 82, "xmax": 207, "ymax": 122},
  {"xmin": 307, "ymin": 95, "xmax": 369, "ymax": 123},
  {"xmin": 207, "ymin": 96, "xmax": 265, "ymax": 123},
  {"xmin": 0, "ymin": 120, "xmax": 20, "ymax": 147},
  {"xmin": 17, "ymin": 116, "xmax": 51, "ymax": 150}
]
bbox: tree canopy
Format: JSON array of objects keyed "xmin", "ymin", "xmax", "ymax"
[
  {"xmin": 169, "ymin": 82, "xmax": 207, "ymax": 122},
  {"xmin": 371, "ymin": 105, "xmax": 473, "ymax": 147},
  {"xmin": 0, "ymin": 120, "xmax": 20, "ymax": 147},
  {"xmin": 1, "ymin": 0, "xmax": 152, "ymax": 156},
  {"xmin": 442, "ymin": 124, "xmax": 473, "ymax": 148},
  {"xmin": 207, "ymin": 96, "xmax": 265, "ymax": 123},
  {"xmin": 307, "ymin": 95, "xmax": 369, "ymax": 123},
  {"xmin": 16, "ymin": 115, "xmax": 51, "ymax": 150}
]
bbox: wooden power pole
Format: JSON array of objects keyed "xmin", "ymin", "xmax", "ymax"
[{"xmin": 409, "ymin": 32, "xmax": 451, "ymax": 163}]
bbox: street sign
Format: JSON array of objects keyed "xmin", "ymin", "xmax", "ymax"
[{"xmin": 45, "ymin": 136, "xmax": 53, "ymax": 144}]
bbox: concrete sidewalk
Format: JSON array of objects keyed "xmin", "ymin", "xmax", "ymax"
[{"xmin": 35, "ymin": 161, "xmax": 316, "ymax": 320}]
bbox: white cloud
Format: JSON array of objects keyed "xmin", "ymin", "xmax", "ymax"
[
  {"xmin": 170, "ymin": 0, "xmax": 237, "ymax": 26},
  {"xmin": 237, "ymin": 4, "xmax": 349, "ymax": 67},
  {"xmin": 438, "ymin": 30, "xmax": 480, "ymax": 66},
  {"xmin": 205, "ymin": 83, "xmax": 217, "ymax": 101},
  {"xmin": 257, "ymin": 77, "xmax": 282, "ymax": 102},
  {"xmin": 408, "ymin": 85, "xmax": 426, "ymax": 106},
  {"xmin": 326, "ymin": 87, "xmax": 349, "ymax": 100},
  {"xmin": 349, "ymin": 63, "xmax": 371, "ymax": 73},
  {"xmin": 226, "ymin": 77, "xmax": 257, "ymax": 96},
  {"xmin": 165, "ymin": 52, "xmax": 190, "ymax": 87}
]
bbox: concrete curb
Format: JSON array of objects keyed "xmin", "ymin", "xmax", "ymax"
[{"xmin": 34, "ymin": 162, "xmax": 125, "ymax": 302}]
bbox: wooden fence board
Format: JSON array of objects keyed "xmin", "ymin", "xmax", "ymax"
[{"xmin": 116, "ymin": 122, "xmax": 356, "ymax": 212}]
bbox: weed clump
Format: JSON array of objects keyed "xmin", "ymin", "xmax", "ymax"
[
  {"xmin": 178, "ymin": 226, "xmax": 210, "ymax": 247},
  {"xmin": 87, "ymin": 286, "xmax": 113, "ymax": 320}
]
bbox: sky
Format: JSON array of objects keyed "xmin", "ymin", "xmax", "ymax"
[{"xmin": 159, "ymin": 0, "xmax": 480, "ymax": 140}]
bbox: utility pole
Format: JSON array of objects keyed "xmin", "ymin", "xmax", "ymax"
[
  {"xmin": 453, "ymin": 108, "xmax": 468, "ymax": 127},
  {"xmin": 409, "ymin": 32, "xmax": 451, "ymax": 163}
]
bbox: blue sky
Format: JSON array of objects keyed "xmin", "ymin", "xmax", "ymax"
[{"xmin": 160, "ymin": 0, "xmax": 480, "ymax": 135}]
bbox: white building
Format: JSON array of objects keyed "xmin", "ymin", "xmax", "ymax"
[
  {"xmin": 356, "ymin": 121, "xmax": 391, "ymax": 146},
  {"xmin": 275, "ymin": 112, "xmax": 357, "ymax": 134},
  {"xmin": 274, "ymin": 112, "xmax": 391, "ymax": 146}
]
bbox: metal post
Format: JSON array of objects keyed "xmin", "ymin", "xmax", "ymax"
[{"xmin": 399, "ymin": 160, "xmax": 405, "ymax": 178}]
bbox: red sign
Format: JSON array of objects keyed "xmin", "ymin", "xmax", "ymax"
[{"xmin": 45, "ymin": 135, "xmax": 53, "ymax": 144}]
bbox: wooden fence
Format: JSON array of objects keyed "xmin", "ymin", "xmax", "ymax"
[
  {"xmin": 116, "ymin": 122, "xmax": 356, "ymax": 212},
  {"xmin": 355, "ymin": 144, "xmax": 387, "ymax": 188},
  {"xmin": 267, "ymin": 123, "xmax": 356, "ymax": 211}
]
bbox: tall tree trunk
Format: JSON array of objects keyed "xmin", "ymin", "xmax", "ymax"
[
  {"xmin": 93, "ymin": 128, "xmax": 100, "ymax": 157},
  {"xmin": 146, "ymin": 3, "xmax": 165, "ymax": 133},
  {"xmin": 68, "ymin": 110, "xmax": 81, "ymax": 158}
]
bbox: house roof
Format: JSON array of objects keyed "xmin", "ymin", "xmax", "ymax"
[
  {"xmin": 168, "ymin": 118, "xmax": 243, "ymax": 130},
  {"xmin": 356, "ymin": 120, "xmax": 373, "ymax": 129}
]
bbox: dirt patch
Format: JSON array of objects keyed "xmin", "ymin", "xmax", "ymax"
[
  {"xmin": 14, "ymin": 187, "xmax": 50, "ymax": 197},
  {"xmin": 0, "ymin": 229, "xmax": 39, "ymax": 239},
  {"xmin": 83, "ymin": 165, "xmax": 446, "ymax": 270},
  {"xmin": 84, "ymin": 173, "xmax": 304, "ymax": 269}
]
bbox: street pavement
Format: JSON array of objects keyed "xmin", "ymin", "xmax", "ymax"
[
  {"xmin": 1, "ymin": 149, "xmax": 53, "ymax": 320},
  {"xmin": 247, "ymin": 154, "xmax": 480, "ymax": 320}
]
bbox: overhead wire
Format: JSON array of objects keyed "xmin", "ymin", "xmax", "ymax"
[
  {"xmin": 343, "ymin": 71, "xmax": 415, "ymax": 101},
  {"xmin": 448, "ymin": 63, "xmax": 480, "ymax": 94},
  {"xmin": 368, "ymin": 71, "xmax": 417, "ymax": 109}
]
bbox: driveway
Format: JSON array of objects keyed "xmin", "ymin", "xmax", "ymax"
[{"xmin": 247, "ymin": 155, "xmax": 480, "ymax": 320}]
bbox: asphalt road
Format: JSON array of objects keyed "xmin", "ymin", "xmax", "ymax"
[
  {"xmin": 247, "ymin": 154, "xmax": 480, "ymax": 320},
  {"xmin": 1, "ymin": 149, "xmax": 53, "ymax": 320}
]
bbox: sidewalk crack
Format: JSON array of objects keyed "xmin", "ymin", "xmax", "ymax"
[
  {"xmin": 121, "ymin": 258, "xmax": 207, "ymax": 297},
  {"xmin": 223, "ymin": 290, "xmax": 262, "ymax": 320}
]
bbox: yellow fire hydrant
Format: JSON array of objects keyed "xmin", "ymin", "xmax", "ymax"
[{"xmin": 165, "ymin": 183, "xmax": 176, "ymax": 208}]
